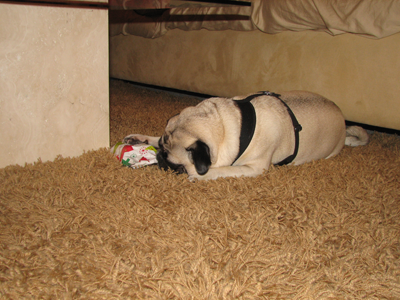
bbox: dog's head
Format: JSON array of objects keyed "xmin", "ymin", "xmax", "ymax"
[
  {"xmin": 156, "ymin": 102, "xmax": 223, "ymax": 176},
  {"xmin": 157, "ymin": 134, "xmax": 211, "ymax": 176}
]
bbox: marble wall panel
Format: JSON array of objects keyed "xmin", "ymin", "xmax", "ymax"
[{"xmin": 0, "ymin": 3, "xmax": 109, "ymax": 168}]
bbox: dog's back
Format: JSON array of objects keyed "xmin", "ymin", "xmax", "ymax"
[{"xmin": 279, "ymin": 91, "xmax": 348, "ymax": 164}]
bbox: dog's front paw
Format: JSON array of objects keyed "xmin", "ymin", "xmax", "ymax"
[
  {"xmin": 188, "ymin": 174, "xmax": 198, "ymax": 182},
  {"xmin": 123, "ymin": 134, "xmax": 150, "ymax": 145},
  {"xmin": 187, "ymin": 173, "xmax": 210, "ymax": 182}
]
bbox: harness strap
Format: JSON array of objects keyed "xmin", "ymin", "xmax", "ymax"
[
  {"xmin": 232, "ymin": 94, "xmax": 258, "ymax": 165},
  {"xmin": 232, "ymin": 91, "xmax": 302, "ymax": 166},
  {"xmin": 269, "ymin": 92, "xmax": 303, "ymax": 166}
]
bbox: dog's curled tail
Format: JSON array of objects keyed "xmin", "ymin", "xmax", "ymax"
[{"xmin": 345, "ymin": 126, "xmax": 369, "ymax": 146}]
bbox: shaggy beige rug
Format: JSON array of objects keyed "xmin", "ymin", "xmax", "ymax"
[{"xmin": 0, "ymin": 79, "xmax": 399, "ymax": 299}]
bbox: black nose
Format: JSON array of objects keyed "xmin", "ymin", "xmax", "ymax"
[
  {"xmin": 156, "ymin": 150, "xmax": 169, "ymax": 170},
  {"xmin": 175, "ymin": 165, "xmax": 187, "ymax": 174},
  {"xmin": 156, "ymin": 150, "xmax": 187, "ymax": 174}
]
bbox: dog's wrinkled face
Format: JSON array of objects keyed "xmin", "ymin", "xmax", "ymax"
[
  {"xmin": 156, "ymin": 114, "xmax": 212, "ymax": 176},
  {"xmin": 156, "ymin": 133, "xmax": 188, "ymax": 174}
]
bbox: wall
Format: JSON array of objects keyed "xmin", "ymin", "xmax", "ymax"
[{"xmin": 0, "ymin": 2, "xmax": 109, "ymax": 168}]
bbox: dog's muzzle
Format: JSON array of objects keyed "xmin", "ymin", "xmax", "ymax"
[{"xmin": 156, "ymin": 149, "xmax": 187, "ymax": 174}]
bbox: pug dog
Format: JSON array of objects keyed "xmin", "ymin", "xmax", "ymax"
[{"xmin": 124, "ymin": 91, "xmax": 369, "ymax": 181}]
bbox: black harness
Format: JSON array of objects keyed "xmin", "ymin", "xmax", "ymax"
[{"xmin": 232, "ymin": 91, "xmax": 302, "ymax": 166}]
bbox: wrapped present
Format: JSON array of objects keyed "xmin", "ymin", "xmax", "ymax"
[{"xmin": 111, "ymin": 142, "xmax": 158, "ymax": 169}]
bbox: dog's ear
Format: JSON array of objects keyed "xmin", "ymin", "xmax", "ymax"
[{"xmin": 187, "ymin": 140, "xmax": 211, "ymax": 175}]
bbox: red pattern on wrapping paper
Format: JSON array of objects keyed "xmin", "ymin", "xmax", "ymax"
[
  {"xmin": 117, "ymin": 145, "xmax": 134, "ymax": 162},
  {"xmin": 139, "ymin": 147, "xmax": 148, "ymax": 155}
]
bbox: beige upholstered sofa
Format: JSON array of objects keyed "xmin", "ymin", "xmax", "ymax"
[{"xmin": 110, "ymin": 0, "xmax": 400, "ymax": 130}]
